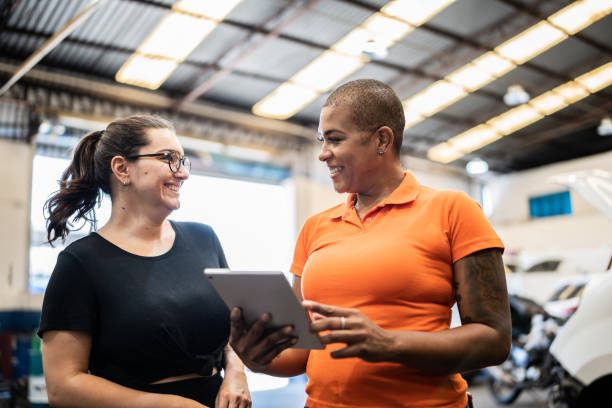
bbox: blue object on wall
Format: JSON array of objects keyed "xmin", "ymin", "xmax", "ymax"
[{"xmin": 529, "ymin": 191, "xmax": 572, "ymax": 218}]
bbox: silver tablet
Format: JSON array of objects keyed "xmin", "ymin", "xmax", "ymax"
[{"xmin": 204, "ymin": 268, "xmax": 324, "ymax": 350}]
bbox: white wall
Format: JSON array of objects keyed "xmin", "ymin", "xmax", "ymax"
[
  {"xmin": 485, "ymin": 150, "xmax": 612, "ymax": 259},
  {"xmin": 0, "ymin": 139, "xmax": 42, "ymax": 310}
]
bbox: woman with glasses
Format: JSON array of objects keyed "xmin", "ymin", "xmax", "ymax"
[{"xmin": 38, "ymin": 114, "xmax": 251, "ymax": 408}]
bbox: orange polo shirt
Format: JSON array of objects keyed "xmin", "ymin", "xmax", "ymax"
[{"xmin": 290, "ymin": 171, "xmax": 504, "ymax": 408}]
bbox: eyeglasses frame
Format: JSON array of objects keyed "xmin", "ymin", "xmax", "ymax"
[{"xmin": 125, "ymin": 152, "xmax": 191, "ymax": 174}]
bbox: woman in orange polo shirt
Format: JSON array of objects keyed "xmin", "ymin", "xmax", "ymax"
[{"xmin": 230, "ymin": 79, "xmax": 511, "ymax": 408}]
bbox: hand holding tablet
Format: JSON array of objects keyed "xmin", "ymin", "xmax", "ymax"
[{"xmin": 204, "ymin": 268, "xmax": 324, "ymax": 350}]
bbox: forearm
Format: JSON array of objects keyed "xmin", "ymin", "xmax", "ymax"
[
  {"xmin": 46, "ymin": 373, "xmax": 199, "ymax": 408},
  {"xmin": 387, "ymin": 323, "xmax": 510, "ymax": 375},
  {"xmin": 223, "ymin": 344, "xmax": 247, "ymax": 378},
  {"xmin": 261, "ymin": 348, "xmax": 309, "ymax": 377}
]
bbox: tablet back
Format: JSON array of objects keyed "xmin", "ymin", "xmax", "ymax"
[{"xmin": 204, "ymin": 269, "xmax": 323, "ymax": 349}]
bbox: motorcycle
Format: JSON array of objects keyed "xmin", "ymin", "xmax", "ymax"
[{"xmin": 486, "ymin": 295, "xmax": 566, "ymax": 405}]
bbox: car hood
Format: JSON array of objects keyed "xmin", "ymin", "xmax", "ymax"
[{"xmin": 548, "ymin": 169, "xmax": 612, "ymax": 220}]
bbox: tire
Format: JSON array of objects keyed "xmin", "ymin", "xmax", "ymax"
[
  {"xmin": 487, "ymin": 373, "xmax": 523, "ymax": 405},
  {"xmin": 574, "ymin": 375, "xmax": 612, "ymax": 408}
]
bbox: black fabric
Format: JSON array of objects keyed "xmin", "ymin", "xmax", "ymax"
[
  {"xmin": 38, "ymin": 221, "xmax": 231, "ymax": 397},
  {"xmin": 139, "ymin": 373, "xmax": 223, "ymax": 407}
]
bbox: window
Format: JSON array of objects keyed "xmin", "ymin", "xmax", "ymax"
[
  {"xmin": 529, "ymin": 190, "xmax": 572, "ymax": 218},
  {"xmin": 29, "ymin": 155, "xmax": 295, "ymax": 291}
]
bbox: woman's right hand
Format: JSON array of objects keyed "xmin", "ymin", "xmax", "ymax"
[{"xmin": 229, "ymin": 307, "xmax": 297, "ymax": 373}]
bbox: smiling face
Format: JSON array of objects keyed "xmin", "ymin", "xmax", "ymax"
[
  {"xmin": 128, "ymin": 128, "xmax": 189, "ymax": 214},
  {"xmin": 318, "ymin": 104, "xmax": 381, "ymax": 194}
]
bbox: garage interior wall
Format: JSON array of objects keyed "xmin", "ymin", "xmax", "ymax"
[{"xmin": 488, "ymin": 149, "xmax": 612, "ymax": 253}]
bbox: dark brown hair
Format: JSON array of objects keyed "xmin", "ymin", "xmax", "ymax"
[
  {"xmin": 324, "ymin": 79, "xmax": 405, "ymax": 157},
  {"xmin": 44, "ymin": 114, "xmax": 174, "ymax": 244}
]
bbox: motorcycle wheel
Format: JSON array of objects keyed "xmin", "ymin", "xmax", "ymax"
[
  {"xmin": 574, "ymin": 375, "xmax": 612, "ymax": 408},
  {"xmin": 487, "ymin": 374, "xmax": 523, "ymax": 405}
]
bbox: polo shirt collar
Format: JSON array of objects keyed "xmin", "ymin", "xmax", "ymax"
[{"xmin": 328, "ymin": 171, "xmax": 420, "ymax": 220}]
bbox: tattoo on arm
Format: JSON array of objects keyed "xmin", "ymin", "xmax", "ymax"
[{"xmin": 453, "ymin": 248, "xmax": 510, "ymax": 331}]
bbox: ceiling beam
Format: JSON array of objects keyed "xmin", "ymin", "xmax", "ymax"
[
  {"xmin": 0, "ymin": 0, "xmax": 106, "ymax": 96},
  {"xmin": 0, "ymin": 61, "xmax": 316, "ymax": 140}
]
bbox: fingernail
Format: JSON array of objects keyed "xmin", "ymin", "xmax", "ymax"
[{"xmin": 284, "ymin": 326, "xmax": 293, "ymax": 334}]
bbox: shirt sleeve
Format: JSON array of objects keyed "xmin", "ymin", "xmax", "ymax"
[
  {"xmin": 289, "ymin": 218, "xmax": 312, "ymax": 277},
  {"xmin": 447, "ymin": 191, "xmax": 504, "ymax": 263},
  {"xmin": 38, "ymin": 251, "xmax": 97, "ymax": 338},
  {"xmin": 210, "ymin": 228, "xmax": 229, "ymax": 269}
]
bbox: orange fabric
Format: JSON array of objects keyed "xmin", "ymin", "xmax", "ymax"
[{"xmin": 290, "ymin": 171, "xmax": 504, "ymax": 408}]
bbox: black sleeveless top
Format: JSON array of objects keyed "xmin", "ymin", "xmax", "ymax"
[{"xmin": 38, "ymin": 221, "xmax": 230, "ymax": 389}]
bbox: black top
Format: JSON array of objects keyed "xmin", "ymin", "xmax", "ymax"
[{"xmin": 38, "ymin": 221, "xmax": 231, "ymax": 389}]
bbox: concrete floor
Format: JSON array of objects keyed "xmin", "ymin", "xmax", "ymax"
[{"xmin": 469, "ymin": 382, "xmax": 548, "ymax": 408}]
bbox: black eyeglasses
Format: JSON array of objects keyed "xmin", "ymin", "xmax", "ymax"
[{"xmin": 126, "ymin": 152, "xmax": 191, "ymax": 174}]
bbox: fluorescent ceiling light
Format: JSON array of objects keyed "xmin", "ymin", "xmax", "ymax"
[
  {"xmin": 575, "ymin": 61, "xmax": 612, "ymax": 92},
  {"xmin": 447, "ymin": 64, "xmax": 495, "ymax": 91},
  {"xmin": 529, "ymin": 91, "xmax": 568, "ymax": 115},
  {"xmin": 292, "ymin": 51, "xmax": 364, "ymax": 92},
  {"xmin": 487, "ymin": 105, "xmax": 542, "ymax": 135},
  {"xmin": 552, "ymin": 81, "xmax": 589, "ymax": 104},
  {"xmin": 116, "ymin": 55, "xmax": 178, "ymax": 90},
  {"xmin": 428, "ymin": 60, "xmax": 612, "ymax": 164},
  {"xmin": 548, "ymin": 0, "xmax": 612, "ymax": 34},
  {"xmin": 495, "ymin": 21, "xmax": 567, "ymax": 64},
  {"xmin": 116, "ymin": 1, "xmax": 242, "ymax": 89},
  {"xmin": 448, "ymin": 125, "xmax": 501, "ymax": 153},
  {"xmin": 174, "ymin": 0, "xmax": 242, "ymax": 21},
  {"xmin": 403, "ymin": 109, "xmax": 425, "ymax": 127},
  {"xmin": 404, "ymin": 81, "xmax": 466, "ymax": 116},
  {"xmin": 252, "ymin": 0, "xmax": 454, "ymax": 119},
  {"xmin": 427, "ymin": 142, "xmax": 463, "ymax": 164},
  {"xmin": 472, "ymin": 52, "xmax": 516, "ymax": 77},
  {"xmin": 363, "ymin": 13, "xmax": 413, "ymax": 43},
  {"xmin": 252, "ymin": 83, "xmax": 318, "ymax": 120},
  {"xmin": 139, "ymin": 13, "xmax": 216, "ymax": 60},
  {"xmin": 382, "ymin": 0, "xmax": 456, "ymax": 26}
]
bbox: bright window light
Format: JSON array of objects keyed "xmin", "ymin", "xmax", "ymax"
[
  {"xmin": 552, "ymin": 81, "xmax": 589, "ymax": 104},
  {"xmin": 495, "ymin": 21, "xmax": 567, "ymax": 64},
  {"xmin": 426, "ymin": 142, "xmax": 463, "ymax": 164},
  {"xmin": 448, "ymin": 125, "xmax": 501, "ymax": 153},
  {"xmin": 487, "ymin": 105, "xmax": 543, "ymax": 135},
  {"xmin": 382, "ymin": 0, "xmax": 456, "ymax": 26},
  {"xmin": 404, "ymin": 81, "xmax": 467, "ymax": 115},
  {"xmin": 529, "ymin": 91, "xmax": 568, "ymax": 115},
  {"xmin": 575, "ymin": 61, "xmax": 612, "ymax": 92},
  {"xmin": 292, "ymin": 51, "xmax": 364, "ymax": 92},
  {"xmin": 447, "ymin": 64, "xmax": 495, "ymax": 91},
  {"xmin": 139, "ymin": 13, "xmax": 216, "ymax": 60},
  {"xmin": 115, "ymin": 55, "xmax": 178, "ymax": 90},
  {"xmin": 252, "ymin": 83, "xmax": 319, "ymax": 120},
  {"xmin": 174, "ymin": 0, "xmax": 242, "ymax": 21}
]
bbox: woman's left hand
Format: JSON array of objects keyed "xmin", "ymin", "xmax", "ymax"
[
  {"xmin": 215, "ymin": 370, "xmax": 251, "ymax": 408},
  {"xmin": 302, "ymin": 300, "xmax": 395, "ymax": 362}
]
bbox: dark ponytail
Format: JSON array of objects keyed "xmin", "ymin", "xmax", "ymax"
[{"xmin": 44, "ymin": 114, "xmax": 174, "ymax": 244}]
